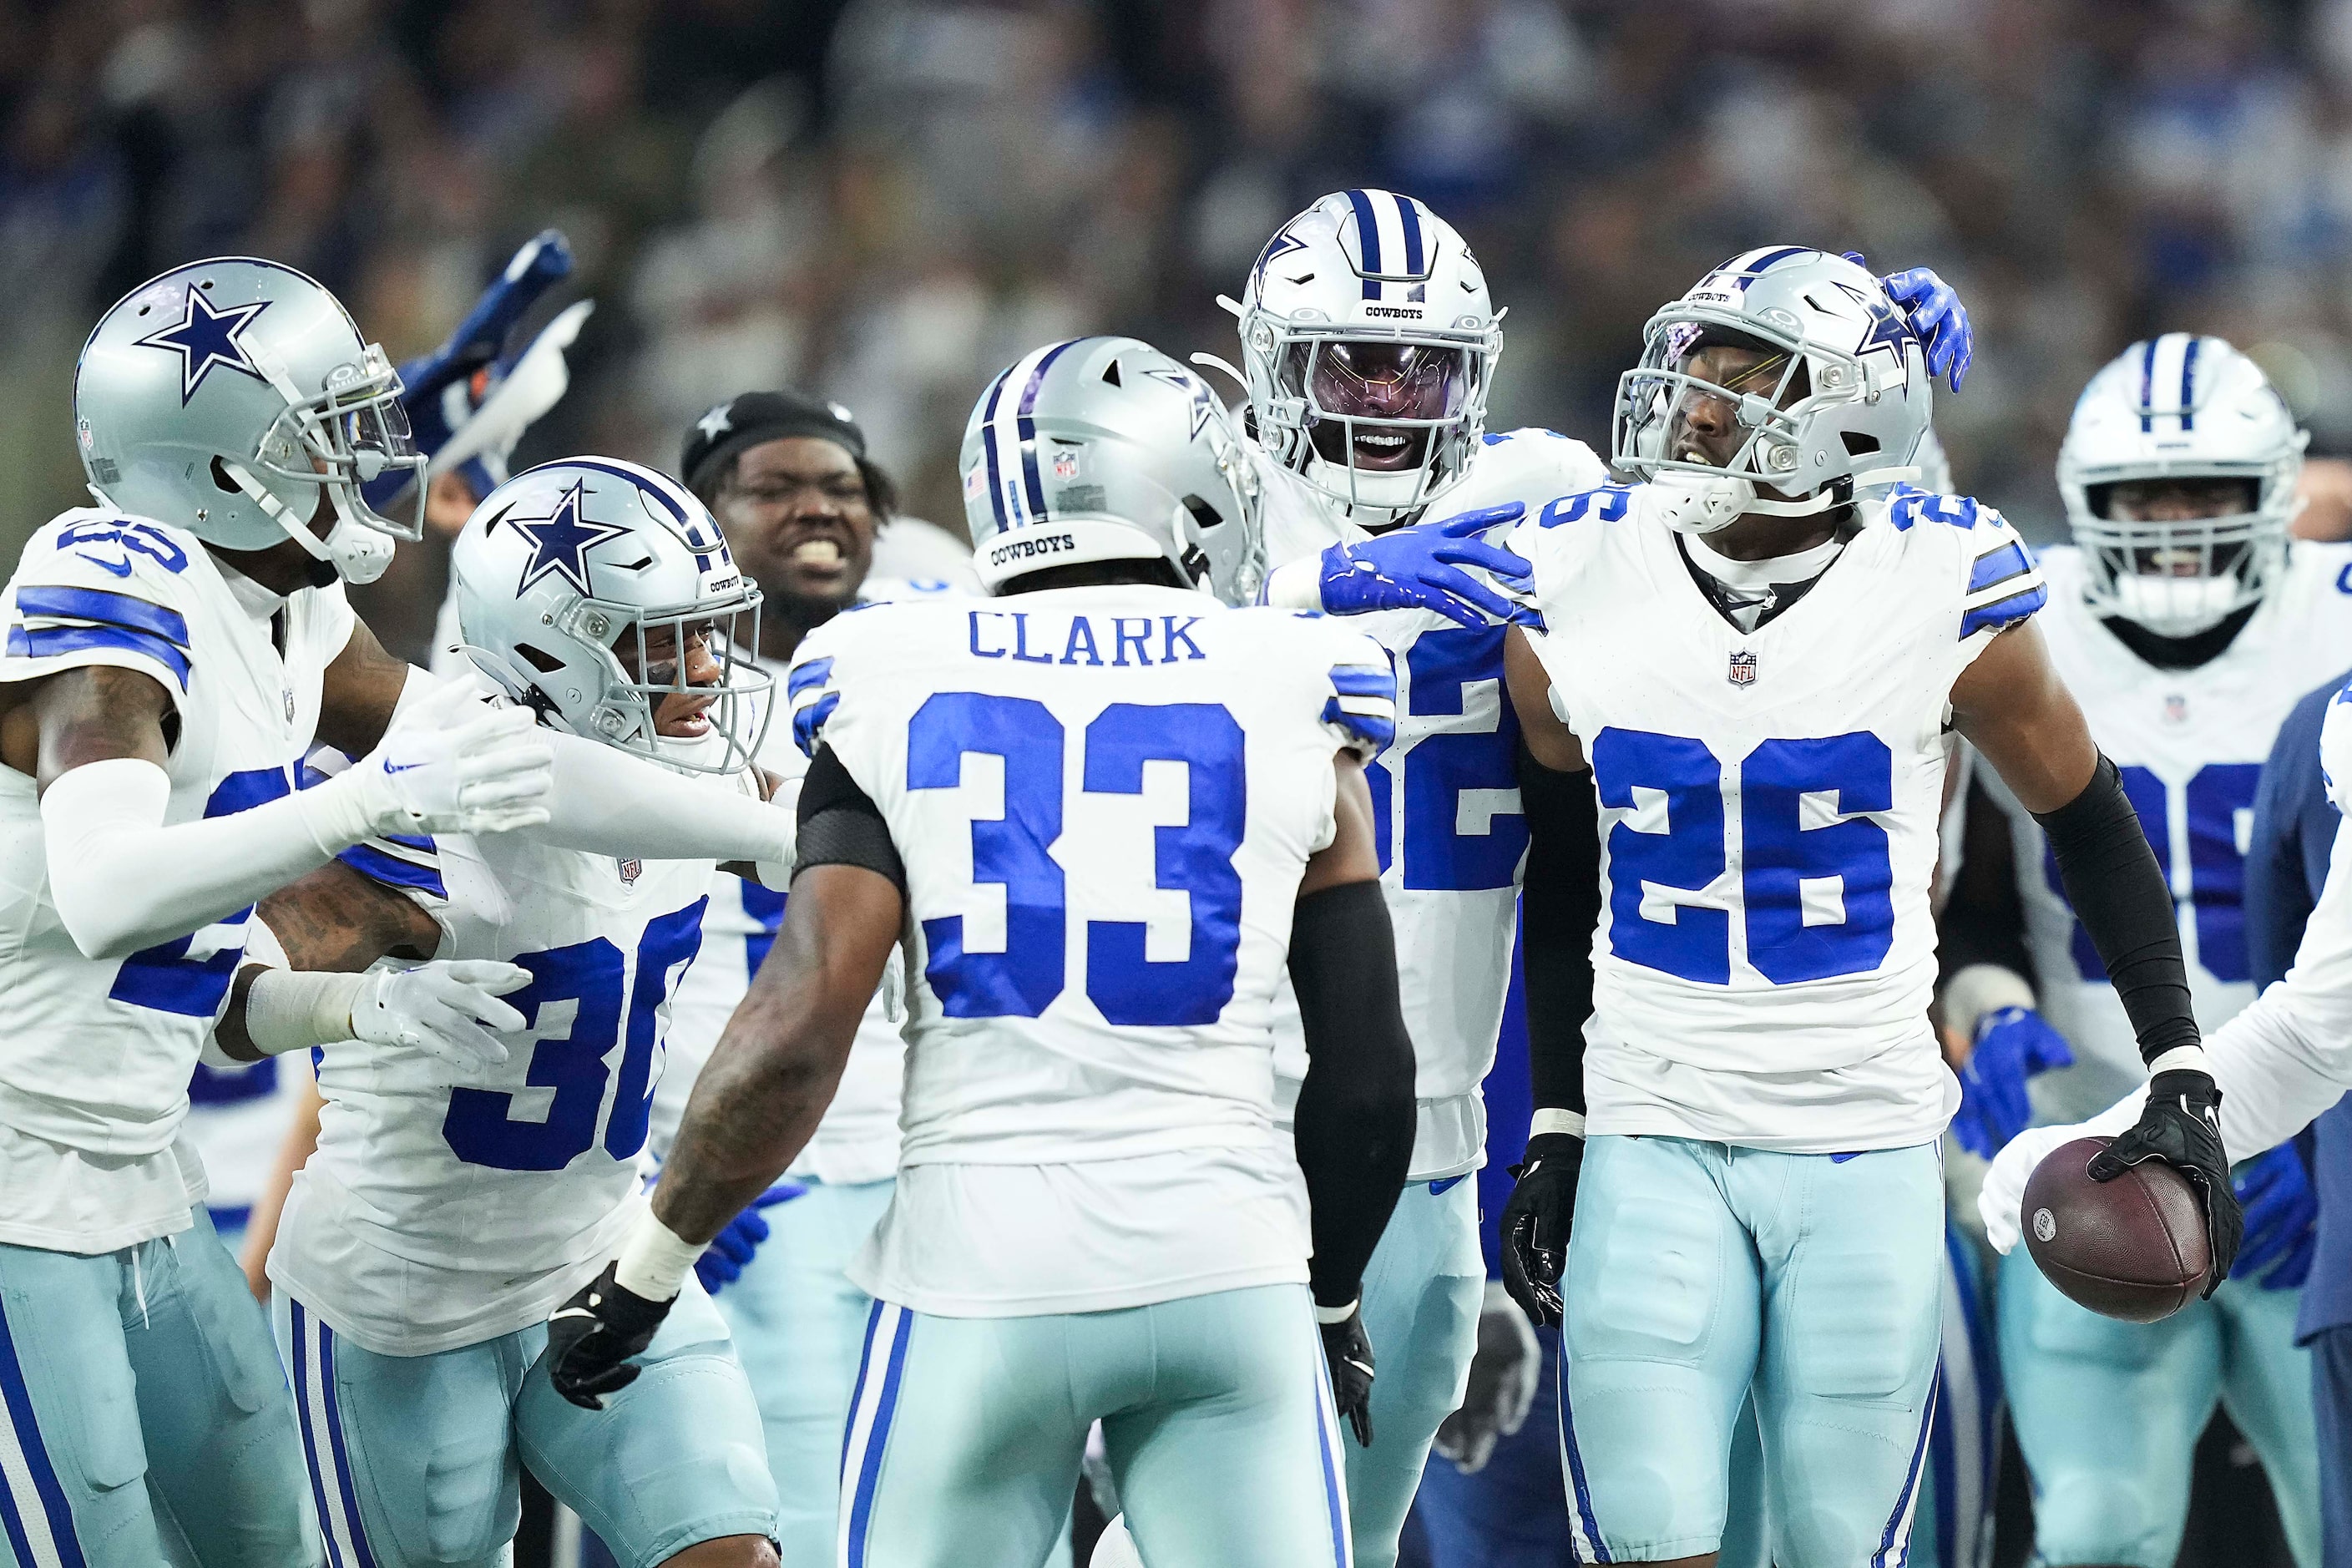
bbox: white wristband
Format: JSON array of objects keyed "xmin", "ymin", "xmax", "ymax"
[
  {"xmin": 1264, "ymin": 558, "xmax": 1327, "ymax": 612},
  {"xmin": 1530, "ymin": 1108, "xmax": 1586, "ymax": 1140},
  {"xmin": 1315, "ymin": 1298, "xmax": 1359, "ymax": 1326},
  {"xmin": 242, "ymin": 969, "xmax": 367, "ymax": 1056},
  {"xmin": 2146, "ymin": 1044, "xmax": 2211, "ymax": 1079},
  {"xmin": 613, "ymin": 1211, "xmax": 701, "ymax": 1302}
]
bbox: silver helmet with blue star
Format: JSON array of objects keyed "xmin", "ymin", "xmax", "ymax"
[
  {"xmin": 1613, "ymin": 247, "xmax": 1932, "ymax": 535},
  {"xmin": 450, "ymin": 457, "xmax": 772, "ymax": 775},
  {"xmin": 75, "ymin": 257, "xmax": 427, "ymax": 584}
]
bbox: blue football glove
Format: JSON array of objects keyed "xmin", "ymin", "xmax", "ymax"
[
  {"xmin": 2232, "ymin": 1145, "xmax": 2317, "ymax": 1292},
  {"xmin": 1949, "ymin": 1006, "xmax": 2074, "ymax": 1159},
  {"xmin": 1316, "ymin": 502, "xmax": 1530, "ymax": 630},
  {"xmin": 1844, "ymin": 253, "xmax": 1973, "ymax": 393},
  {"xmin": 692, "ymin": 1182, "xmax": 807, "ymax": 1296}
]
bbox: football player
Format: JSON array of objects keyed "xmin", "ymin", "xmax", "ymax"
[
  {"xmin": 649, "ymin": 388, "xmax": 961, "ymax": 1561},
  {"xmin": 1206, "ymin": 189, "xmax": 1975, "ymax": 1567},
  {"xmin": 1494, "ymin": 249, "xmax": 2239, "ymax": 1566},
  {"xmin": 254, "ymin": 457, "xmax": 822, "ymax": 1568},
  {"xmin": 0, "ymin": 257, "xmax": 558, "ymax": 1565},
  {"xmin": 546, "ymin": 336, "xmax": 1418, "ymax": 1568},
  {"xmin": 1934, "ymin": 336, "xmax": 2336, "ymax": 1566}
]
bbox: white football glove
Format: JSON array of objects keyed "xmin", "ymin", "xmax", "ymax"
[
  {"xmin": 1976, "ymin": 1120, "xmax": 2083, "ymax": 1254},
  {"xmin": 345, "ymin": 681, "xmax": 554, "ymax": 836},
  {"xmin": 1432, "ymin": 1281, "xmax": 1544, "ymax": 1473},
  {"xmin": 353, "ymin": 960, "xmax": 530, "ymax": 1075}
]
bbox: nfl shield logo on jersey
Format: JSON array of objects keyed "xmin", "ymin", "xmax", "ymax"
[
  {"xmin": 616, "ymin": 857, "xmax": 642, "ymax": 884},
  {"xmin": 1727, "ymin": 650, "xmax": 1758, "ymax": 687}
]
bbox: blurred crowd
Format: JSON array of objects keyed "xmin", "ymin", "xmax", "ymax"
[{"xmin": 11, "ymin": 0, "xmax": 2352, "ymax": 657}]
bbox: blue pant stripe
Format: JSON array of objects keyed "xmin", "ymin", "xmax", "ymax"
[
  {"xmin": 1873, "ymin": 1373, "xmax": 1939, "ymax": 1568},
  {"xmin": 1309, "ymin": 1343, "xmax": 1348, "ymax": 1567},
  {"xmin": 846, "ymin": 1306, "xmax": 913, "ymax": 1568},
  {"xmin": 0, "ymin": 1295, "xmax": 79, "ymax": 1567},
  {"xmin": 289, "ymin": 1302, "xmax": 347, "ymax": 1568},
  {"xmin": 314, "ymin": 1318, "xmax": 379, "ymax": 1568},
  {"xmin": 1930, "ymin": 1358, "xmax": 1959, "ymax": 1568},
  {"xmin": 840, "ymin": 1298, "xmax": 885, "ymax": 1480},
  {"xmin": 1555, "ymin": 1349, "xmax": 1610, "ymax": 1563}
]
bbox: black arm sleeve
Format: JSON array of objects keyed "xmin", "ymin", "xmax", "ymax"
[
  {"xmin": 1516, "ymin": 740, "xmax": 1599, "ymax": 1115},
  {"xmin": 2035, "ymin": 752, "xmax": 2198, "ymax": 1065},
  {"xmin": 792, "ymin": 745, "xmax": 907, "ymax": 893},
  {"xmin": 1290, "ymin": 878, "xmax": 1416, "ymax": 1309}
]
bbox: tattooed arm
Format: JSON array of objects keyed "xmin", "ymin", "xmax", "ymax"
[{"xmin": 213, "ymin": 861, "xmax": 443, "ymax": 1062}]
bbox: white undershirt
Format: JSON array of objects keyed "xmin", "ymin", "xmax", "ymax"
[{"xmin": 1682, "ymin": 532, "xmax": 1846, "ymax": 633}]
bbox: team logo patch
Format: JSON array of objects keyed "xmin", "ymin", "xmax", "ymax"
[
  {"xmin": 134, "ymin": 286, "xmax": 272, "ymax": 405},
  {"xmin": 2163, "ymin": 693, "xmax": 2188, "ymax": 725},
  {"xmin": 512, "ymin": 480, "xmax": 631, "ymax": 598},
  {"xmin": 616, "ymin": 858, "xmax": 642, "ymax": 885},
  {"xmin": 2033, "ymin": 1207, "xmax": 2057, "ymax": 1243},
  {"xmin": 1727, "ymin": 649, "xmax": 1758, "ymax": 687},
  {"xmin": 1052, "ymin": 450, "xmax": 1080, "ymax": 481}
]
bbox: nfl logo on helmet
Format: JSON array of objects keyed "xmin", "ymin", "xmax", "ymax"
[{"xmin": 1727, "ymin": 650, "xmax": 1758, "ymax": 687}]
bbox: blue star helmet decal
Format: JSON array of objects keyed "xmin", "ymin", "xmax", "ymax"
[
  {"xmin": 134, "ymin": 287, "xmax": 272, "ymax": 405},
  {"xmin": 1834, "ymin": 279, "xmax": 1915, "ymax": 362},
  {"xmin": 1253, "ymin": 226, "xmax": 1308, "ymax": 288},
  {"xmin": 513, "ymin": 480, "xmax": 633, "ymax": 598},
  {"xmin": 1143, "ymin": 366, "xmax": 1214, "ymax": 438}
]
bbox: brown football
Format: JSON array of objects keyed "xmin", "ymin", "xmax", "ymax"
[{"xmin": 2021, "ymin": 1136, "xmax": 2211, "ymax": 1323}]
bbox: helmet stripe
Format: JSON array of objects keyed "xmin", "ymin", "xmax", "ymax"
[
  {"xmin": 1395, "ymin": 193, "xmax": 1425, "ymax": 276},
  {"xmin": 979, "ymin": 366, "xmax": 1014, "ymax": 533},
  {"xmin": 2138, "ymin": 337, "xmax": 2159, "ymax": 433},
  {"xmin": 1015, "ymin": 339, "xmax": 1081, "ymax": 521},
  {"xmin": 1742, "ymin": 245, "xmax": 1811, "ymax": 281},
  {"xmin": 1345, "ymin": 189, "xmax": 1383, "ymax": 300},
  {"xmin": 2179, "ymin": 335, "xmax": 2201, "ymax": 432}
]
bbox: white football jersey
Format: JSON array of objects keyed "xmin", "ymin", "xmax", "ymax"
[
  {"xmin": 1979, "ymin": 541, "xmax": 2352, "ymax": 1125},
  {"xmin": 273, "ymin": 751, "xmax": 758, "ymax": 1357},
  {"xmin": 1516, "ymin": 485, "xmax": 2046, "ymax": 1151},
  {"xmin": 654, "ymin": 575, "xmax": 968, "ymax": 1186},
  {"xmin": 787, "ymin": 585, "xmax": 1395, "ymax": 1314},
  {"xmin": 0, "ymin": 508, "xmax": 354, "ymax": 1252},
  {"xmin": 1256, "ymin": 428, "xmax": 1609, "ymax": 1177}
]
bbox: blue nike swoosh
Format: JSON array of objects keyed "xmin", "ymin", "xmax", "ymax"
[
  {"xmin": 382, "ymin": 761, "xmax": 427, "ymax": 774},
  {"xmin": 1427, "ymin": 1175, "xmax": 1468, "ymax": 1196},
  {"xmin": 1830, "ymin": 1151, "xmax": 1865, "ymax": 1164},
  {"xmin": 74, "ymin": 552, "xmax": 132, "ymax": 578}
]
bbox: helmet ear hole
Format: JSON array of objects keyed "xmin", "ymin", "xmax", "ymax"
[
  {"xmin": 210, "ymin": 457, "xmax": 243, "ymax": 494},
  {"xmin": 1181, "ymin": 495, "xmax": 1225, "ymax": 529},
  {"xmin": 1840, "ymin": 432, "xmax": 1880, "ymax": 458},
  {"xmin": 514, "ymin": 642, "xmax": 567, "ymax": 675}
]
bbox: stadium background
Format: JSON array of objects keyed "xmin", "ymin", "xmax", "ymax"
[{"xmin": 0, "ymin": 0, "xmax": 2335, "ymax": 1563}]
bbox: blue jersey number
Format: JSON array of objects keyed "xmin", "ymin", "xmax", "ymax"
[
  {"xmin": 908, "ymin": 693, "xmax": 1247, "ymax": 1023},
  {"xmin": 443, "ymin": 899, "xmax": 707, "ymax": 1171},
  {"xmin": 2046, "ymin": 762, "xmax": 2257, "ymax": 984},
  {"xmin": 1590, "ymin": 726, "xmax": 1897, "ymax": 985},
  {"xmin": 1363, "ymin": 625, "xmax": 1526, "ymax": 892}
]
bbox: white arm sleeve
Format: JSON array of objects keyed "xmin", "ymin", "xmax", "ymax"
[
  {"xmin": 41, "ymin": 758, "xmax": 391, "ymax": 962},
  {"xmin": 529, "ymin": 730, "xmax": 794, "ymax": 867}
]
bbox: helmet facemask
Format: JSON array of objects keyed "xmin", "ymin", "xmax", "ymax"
[
  {"xmin": 545, "ymin": 588, "xmax": 776, "ymax": 776},
  {"xmin": 218, "ymin": 342, "xmax": 427, "ymax": 584},
  {"xmin": 2075, "ymin": 476, "xmax": 2288, "ymax": 637}
]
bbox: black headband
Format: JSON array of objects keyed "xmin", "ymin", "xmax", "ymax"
[{"xmin": 681, "ymin": 390, "xmax": 870, "ymax": 497}]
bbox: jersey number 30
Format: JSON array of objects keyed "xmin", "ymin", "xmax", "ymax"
[
  {"xmin": 443, "ymin": 902, "xmax": 706, "ymax": 1171},
  {"xmin": 1595, "ymin": 726, "xmax": 1895, "ymax": 984},
  {"xmin": 909, "ymin": 692, "xmax": 1243, "ymax": 1026}
]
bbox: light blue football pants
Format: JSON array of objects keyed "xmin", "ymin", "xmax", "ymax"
[
  {"xmin": 1999, "ymin": 1243, "xmax": 2319, "ymax": 1567},
  {"xmin": 1557, "ymin": 1136, "xmax": 1945, "ymax": 1565},
  {"xmin": 1351, "ymin": 1175, "xmax": 1485, "ymax": 1568},
  {"xmin": 840, "ymin": 1283, "xmax": 1352, "ymax": 1568},
  {"xmin": 706, "ymin": 1176, "xmax": 893, "ymax": 1564},
  {"xmin": 0, "ymin": 1206, "xmax": 318, "ymax": 1568},
  {"xmin": 271, "ymin": 1277, "xmax": 776, "ymax": 1568}
]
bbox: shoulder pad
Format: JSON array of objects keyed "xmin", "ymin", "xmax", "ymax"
[
  {"xmin": 1315, "ymin": 626, "xmax": 1397, "ymax": 760},
  {"xmin": 4, "ymin": 516, "xmax": 202, "ymax": 693}
]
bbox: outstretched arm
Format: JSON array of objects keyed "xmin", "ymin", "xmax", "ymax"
[{"xmin": 1951, "ymin": 621, "xmax": 2242, "ymax": 1285}]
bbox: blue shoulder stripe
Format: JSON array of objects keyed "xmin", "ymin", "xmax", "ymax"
[
  {"xmin": 1328, "ymin": 665, "xmax": 1396, "ymax": 701},
  {"xmin": 1322, "ymin": 697, "xmax": 1396, "ymax": 752},
  {"xmin": 6, "ymin": 623, "xmax": 190, "ymax": 690},
  {"xmin": 794, "ymin": 691, "xmax": 841, "ymax": 758},
  {"xmin": 336, "ymin": 842, "xmax": 448, "ymax": 899},
  {"xmin": 14, "ymin": 584, "xmax": 189, "ymax": 646},
  {"xmin": 1959, "ymin": 582, "xmax": 2048, "ymax": 640},
  {"xmin": 787, "ymin": 656, "xmax": 836, "ymax": 698},
  {"xmin": 1966, "ymin": 541, "xmax": 2031, "ymax": 594}
]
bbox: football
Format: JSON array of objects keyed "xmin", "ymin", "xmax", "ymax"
[{"xmin": 2021, "ymin": 1136, "xmax": 2212, "ymax": 1323}]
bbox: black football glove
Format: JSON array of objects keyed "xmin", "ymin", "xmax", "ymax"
[
  {"xmin": 1319, "ymin": 1304, "xmax": 1376, "ymax": 1448},
  {"xmin": 545, "ymin": 1262, "xmax": 674, "ymax": 1410},
  {"xmin": 1500, "ymin": 1131, "xmax": 1583, "ymax": 1328},
  {"xmin": 2086, "ymin": 1069, "xmax": 2243, "ymax": 1294}
]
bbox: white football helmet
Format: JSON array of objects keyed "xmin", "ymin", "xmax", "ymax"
[
  {"xmin": 959, "ymin": 336, "xmax": 1264, "ymax": 602},
  {"xmin": 75, "ymin": 257, "xmax": 427, "ymax": 584},
  {"xmin": 2057, "ymin": 334, "xmax": 2304, "ymax": 636},
  {"xmin": 1223, "ymin": 189, "xmax": 1500, "ymax": 530},
  {"xmin": 450, "ymin": 457, "xmax": 772, "ymax": 775},
  {"xmin": 1614, "ymin": 247, "xmax": 1931, "ymax": 535}
]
